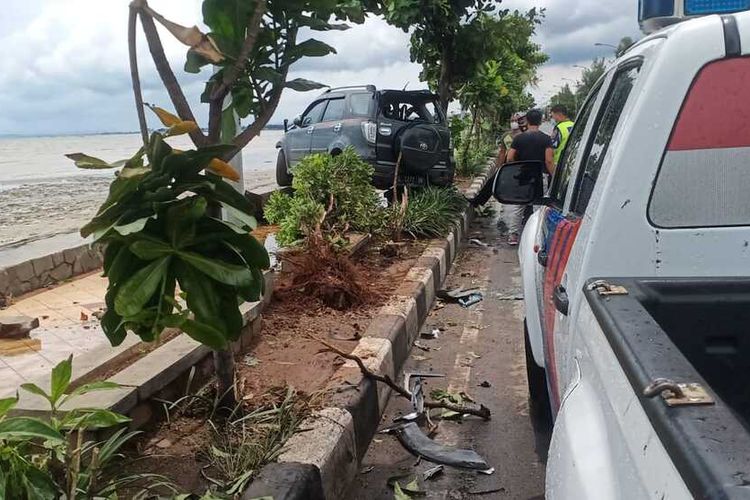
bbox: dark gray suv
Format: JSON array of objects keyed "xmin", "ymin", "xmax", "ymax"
[{"xmin": 276, "ymin": 85, "xmax": 455, "ymax": 190}]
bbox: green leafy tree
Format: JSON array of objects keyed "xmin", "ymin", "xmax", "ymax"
[
  {"xmin": 129, "ymin": 0, "xmax": 370, "ymax": 151},
  {"xmin": 616, "ymin": 36, "xmax": 635, "ymax": 57},
  {"xmin": 575, "ymin": 58, "xmax": 606, "ymax": 108},
  {"xmin": 383, "ymin": 0, "xmax": 501, "ymax": 111},
  {"xmin": 550, "ymin": 83, "xmax": 577, "ymax": 116}
]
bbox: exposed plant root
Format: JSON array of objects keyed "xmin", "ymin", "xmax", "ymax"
[{"xmin": 280, "ymin": 238, "xmax": 374, "ymax": 310}]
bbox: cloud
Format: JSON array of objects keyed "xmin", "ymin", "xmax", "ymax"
[{"xmin": 0, "ymin": 0, "xmax": 643, "ymax": 135}]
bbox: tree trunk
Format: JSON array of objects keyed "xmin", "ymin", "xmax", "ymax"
[
  {"xmin": 463, "ymin": 108, "xmax": 478, "ymax": 170},
  {"xmin": 438, "ymin": 41, "xmax": 453, "ymax": 113},
  {"xmin": 213, "ymin": 348, "xmax": 236, "ymax": 410}
]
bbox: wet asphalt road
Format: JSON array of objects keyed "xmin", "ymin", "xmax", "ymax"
[{"xmin": 346, "ymin": 207, "xmax": 551, "ymax": 500}]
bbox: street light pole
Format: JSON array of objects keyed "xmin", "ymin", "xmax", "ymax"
[{"xmin": 594, "ymin": 42, "xmax": 618, "ymax": 50}]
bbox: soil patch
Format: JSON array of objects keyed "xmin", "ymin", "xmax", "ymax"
[{"xmin": 121, "ymin": 240, "xmax": 426, "ymax": 495}]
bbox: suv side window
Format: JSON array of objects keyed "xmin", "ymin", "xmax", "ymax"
[
  {"xmin": 348, "ymin": 93, "xmax": 373, "ymax": 117},
  {"xmin": 303, "ymin": 100, "xmax": 327, "ymax": 126},
  {"xmin": 322, "ymin": 98, "xmax": 345, "ymax": 122},
  {"xmin": 572, "ymin": 63, "xmax": 642, "ymax": 215},
  {"xmin": 548, "ymin": 83, "xmax": 602, "ymax": 207}
]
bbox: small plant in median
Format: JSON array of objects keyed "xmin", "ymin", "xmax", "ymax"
[
  {"xmin": 402, "ymin": 187, "xmax": 467, "ymax": 238},
  {"xmin": 0, "ymin": 356, "xmax": 171, "ymax": 498}
]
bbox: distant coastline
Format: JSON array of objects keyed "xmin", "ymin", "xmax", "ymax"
[{"xmin": 0, "ymin": 124, "xmax": 285, "ymax": 140}]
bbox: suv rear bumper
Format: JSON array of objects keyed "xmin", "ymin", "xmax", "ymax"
[{"xmin": 372, "ymin": 160, "xmax": 455, "ymax": 190}]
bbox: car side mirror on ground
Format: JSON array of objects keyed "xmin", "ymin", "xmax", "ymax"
[
  {"xmin": 292, "ymin": 115, "xmax": 302, "ymax": 127},
  {"xmin": 493, "ymin": 161, "xmax": 545, "ymax": 205}
]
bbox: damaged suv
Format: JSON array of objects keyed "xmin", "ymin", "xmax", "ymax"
[{"xmin": 276, "ymin": 85, "xmax": 455, "ymax": 189}]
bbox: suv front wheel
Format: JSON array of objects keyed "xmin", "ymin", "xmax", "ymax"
[{"xmin": 276, "ymin": 150, "xmax": 293, "ymax": 187}]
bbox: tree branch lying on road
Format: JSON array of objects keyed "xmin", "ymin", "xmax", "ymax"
[{"xmin": 310, "ymin": 334, "xmax": 492, "ymax": 421}]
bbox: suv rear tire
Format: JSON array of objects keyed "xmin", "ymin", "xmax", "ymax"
[
  {"xmin": 525, "ymin": 321, "xmax": 552, "ymax": 426},
  {"xmin": 276, "ymin": 150, "xmax": 292, "ymax": 187}
]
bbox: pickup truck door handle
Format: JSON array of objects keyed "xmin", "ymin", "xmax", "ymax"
[
  {"xmin": 553, "ymin": 285, "xmax": 569, "ymax": 316},
  {"xmin": 333, "ymin": 123, "xmax": 343, "ymax": 133},
  {"xmin": 307, "ymin": 126, "xmax": 315, "ymax": 134}
]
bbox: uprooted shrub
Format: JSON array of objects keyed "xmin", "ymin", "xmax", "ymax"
[
  {"xmin": 265, "ymin": 148, "xmax": 384, "ymax": 308},
  {"xmin": 265, "ymin": 148, "xmax": 384, "ymax": 247}
]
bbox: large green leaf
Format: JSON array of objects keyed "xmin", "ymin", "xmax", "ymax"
[
  {"xmin": 0, "ymin": 417, "xmax": 64, "ymax": 443},
  {"xmin": 299, "ymin": 15, "xmax": 351, "ymax": 31},
  {"xmin": 113, "ymin": 215, "xmax": 154, "ymax": 236},
  {"xmin": 64, "ymin": 409, "xmax": 130, "ymax": 430},
  {"xmin": 0, "ymin": 395, "xmax": 18, "ymax": 418},
  {"xmin": 177, "ymin": 251, "xmax": 253, "ymax": 288},
  {"xmin": 185, "ymin": 49, "xmax": 211, "ymax": 73},
  {"xmin": 176, "ymin": 318, "xmax": 227, "ymax": 350},
  {"xmin": 100, "ymin": 306, "xmax": 127, "ymax": 346},
  {"xmin": 62, "ymin": 381, "xmax": 121, "ymax": 405},
  {"xmin": 22, "ymin": 467, "xmax": 58, "ymax": 500},
  {"xmin": 220, "ymin": 201, "xmax": 257, "ymax": 230},
  {"xmin": 285, "ymin": 78, "xmax": 327, "ymax": 92},
  {"xmin": 294, "ymin": 39, "xmax": 336, "ymax": 57},
  {"xmin": 129, "ymin": 240, "xmax": 174, "ymax": 261},
  {"xmin": 20, "ymin": 383, "xmax": 50, "ymax": 404},
  {"xmin": 225, "ymin": 234, "xmax": 270, "ymax": 270},
  {"xmin": 66, "ymin": 153, "xmax": 128, "ymax": 170},
  {"xmin": 114, "ymin": 257, "xmax": 171, "ymax": 317},
  {"xmin": 176, "ymin": 261, "xmax": 226, "ymax": 333},
  {"xmin": 49, "ymin": 355, "xmax": 72, "ymax": 406}
]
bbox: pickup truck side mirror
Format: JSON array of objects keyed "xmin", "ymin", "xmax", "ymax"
[
  {"xmin": 493, "ymin": 161, "xmax": 545, "ymax": 205},
  {"xmin": 292, "ymin": 115, "xmax": 303, "ymax": 127}
]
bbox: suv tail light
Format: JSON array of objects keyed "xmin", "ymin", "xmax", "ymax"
[{"xmin": 361, "ymin": 121, "xmax": 377, "ymax": 144}]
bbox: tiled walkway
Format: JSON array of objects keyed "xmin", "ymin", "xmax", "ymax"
[{"xmin": 0, "ymin": 272, "xmax": 119, "ymax": 396}]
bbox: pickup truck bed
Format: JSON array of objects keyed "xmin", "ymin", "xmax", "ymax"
[{"xmin": 585, "ymin": 278, "xmax": 750, "ymax": 499}]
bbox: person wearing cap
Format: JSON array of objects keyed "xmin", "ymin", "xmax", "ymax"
[
  {"xmin": 469, "ymin": 113, "xmax": 526, "ymax": 207},
  {"xmin": 505, "ymin": 108, "xmax": 554, "ymax": 245}
]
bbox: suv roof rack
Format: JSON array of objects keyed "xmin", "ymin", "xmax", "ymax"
[{"xmin": 323, "ymin": 85, "xmax": 376, "ymax": 93}]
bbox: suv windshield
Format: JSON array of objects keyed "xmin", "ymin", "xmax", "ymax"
[{"xmin": 379, "ymin": 93, "xmax": 445, "ymax": 124}]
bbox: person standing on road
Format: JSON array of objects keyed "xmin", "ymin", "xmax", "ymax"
[
  {"xmin": 550, "ymin": 104, "xmax": 575, "ymax": 167},
  {"xmin": 504, "ymin": 108, "xmax": 554, "ymax": 246},
  {"xmin": 469, "ymin": 112, "xmax": 526, "ymax": 207}
]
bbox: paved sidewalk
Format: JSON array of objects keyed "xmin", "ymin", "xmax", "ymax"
[{"xmin": 0, "ymin": 272, "xmax": 130, "ymax": 396}]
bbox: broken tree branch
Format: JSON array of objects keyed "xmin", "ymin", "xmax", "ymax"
[
  {"xmin": 135, "ymin": 0, "xmax": 207, "ymax": 147},
  {"xmin": 310, "ymin": 335, "xmax": 491, "ymax": 420},
  {"xmin": 128, "ymin": 6, "xmax": 149, "ymax": 147}
]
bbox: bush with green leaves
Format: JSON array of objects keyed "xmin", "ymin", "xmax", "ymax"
[
  {"xmin": 455, "ymin": 140, "xmax": 494, "ymax": 178},
  {"xmin": 0, "ymin": 356, "xmax": 171, "ymax": 498},
  {"xmin": 264, "ymin": 147, "xmax": 384, "ymax": 247},
  {"xmin": 402, "ymin": 187, "xmax": 467, "ymax": 238},
  {"xmin": 67, "ymin": 115, "xmax": 270, "ymax": 352}
]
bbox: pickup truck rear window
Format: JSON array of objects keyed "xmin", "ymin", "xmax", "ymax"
[{"xmin": 649, "ymin": 56, "xmax": 750, "ymax": 228}]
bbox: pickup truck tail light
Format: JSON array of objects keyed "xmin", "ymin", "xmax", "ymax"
[{"xmin": 361, "ymin": 121, "xmax": 377, "ymax": 144}]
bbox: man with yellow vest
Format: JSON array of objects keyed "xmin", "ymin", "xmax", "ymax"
[{"xmin": 550, "ymin": 104, "xmax": 575, "ymax": 169}]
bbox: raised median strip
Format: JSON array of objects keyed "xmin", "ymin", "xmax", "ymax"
[{"xmin": 242, "ymin": 164, "xmax": 492, "ymax": 499}]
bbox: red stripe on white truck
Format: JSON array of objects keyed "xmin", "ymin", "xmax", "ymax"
[{"xmin": 669, "ymin": 57, "xmax": 750, "ymax": 151}]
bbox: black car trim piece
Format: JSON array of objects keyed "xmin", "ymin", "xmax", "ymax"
[
  {"xmin": 584, "ymin": 277, "xmax": 750, "ymax": 500},
  {"xmin": 722, "ymin": 15, "xmax": 741, "ymax": 57}
]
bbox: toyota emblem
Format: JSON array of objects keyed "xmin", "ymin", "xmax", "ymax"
[{"xmin": 419, "ymin": 142, "xmax": 428, "ymax": 151}]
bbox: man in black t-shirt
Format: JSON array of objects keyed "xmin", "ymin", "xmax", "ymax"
[
  {"xmin": 507, "ymin": 108, "xmax": 554, "ymax": 174},
  {"xmin": 503, "ymin": 109, "xmax": 553, "ymax": 245}
]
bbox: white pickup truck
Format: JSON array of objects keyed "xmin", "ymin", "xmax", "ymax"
[{"xmin": 493, "ymin": 10, "xmax": 750, "ymax": 500}]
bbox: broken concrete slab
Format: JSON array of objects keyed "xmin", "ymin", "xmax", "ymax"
[{"xmin": 0, "ymin": 315, "xmax": 40, "ymax": 339}]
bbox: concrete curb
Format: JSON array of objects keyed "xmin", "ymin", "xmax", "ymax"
[{"xmin": 244, "ymin": 166, "xmax": 492, "ymax": 499}]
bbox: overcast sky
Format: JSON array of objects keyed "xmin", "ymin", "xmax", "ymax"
[{"xmin": 0, "ymin": 0, "xmax": 641, "ymax": 136}]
